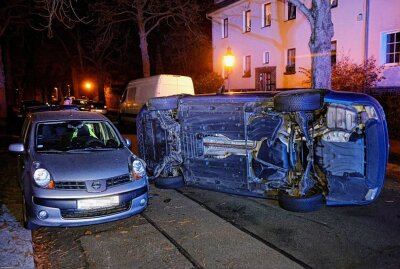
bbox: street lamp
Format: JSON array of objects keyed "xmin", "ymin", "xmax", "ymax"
[
  {"xmin": 223, "ymin": 47, "xmax": 234, "ymax": 92},
  {"xmin": 84, "ymin": 81, "xmax": 93, "ymax": 91}
]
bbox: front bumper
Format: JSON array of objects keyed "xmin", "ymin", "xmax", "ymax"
[{"xmin": 27, "ymin": 186, "xmax": 148, "ymax": 227}]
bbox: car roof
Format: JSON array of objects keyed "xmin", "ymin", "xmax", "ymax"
[{"xmin": 30, "ymin": 110, "xmax": 108, "ymax": 122}]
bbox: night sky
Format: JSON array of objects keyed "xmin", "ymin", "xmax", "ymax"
[{"xmin": 1, "ymin": 0, "xmax": 212, "ymax": 104}]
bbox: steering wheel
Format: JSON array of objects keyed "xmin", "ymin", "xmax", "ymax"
[{"xmin": 85, "ymin": 138, "xmax": 105, "ymax": 148}]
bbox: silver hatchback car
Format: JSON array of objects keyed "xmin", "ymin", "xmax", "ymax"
[{"xmin": 9, "ymin": 110, "xmax": 148, "ymax": 229}]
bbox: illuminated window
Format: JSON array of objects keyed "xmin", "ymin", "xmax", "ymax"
[
  {"xmin": 287, "ymin": 2, "xmax": 296, "ymax": 20},
  {"xmin": 331, "ymin": 0, "xmax": 338, "ymax": 8},
  {"xmin": 243, "ymin": 10, "xmax": 251, "ymax": 32},
  {"xmin": 331, "ymin": 41, "xmax": 337, "ymax": 65},
  {"xmin": 243, "ymin": 55, "xmax": 251, "ymax": 77},
  {"xmin": 222, "ymin": 18, "xmax": 228, "ymax": 38},
  {"xmin": 385, "ymin": 31, "xmax": 400, "ymax": 64},
  {"xmin": 262, "ymin": 3, "xmax": 271, "ymax": 27},
  {"xmin": 286, "ymin": 48, "xmax": 296, "ymax": 73}
]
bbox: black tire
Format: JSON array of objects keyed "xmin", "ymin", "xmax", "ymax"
[
  {"xmin": 147, "ymin": 95, "xmax": 181, "ymax": 111},
  {"xmin": 278, "ymin": 191, "xmax": 324, "ymax": 212},
  {"xmin": 22, "ymin": 193, "xmax": 38, "ymax": 230},
  {"xmin": 154, "ymin": 176, "xmax": 184, "ymax": 189},
  {"xmin": 273, "ymin": 89, "xmax": 323, "ymax": 112}
]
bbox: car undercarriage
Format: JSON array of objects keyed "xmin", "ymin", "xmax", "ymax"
[{"xmin": 137, "ymin": 89, "xmax": 388, "ymax": 212}]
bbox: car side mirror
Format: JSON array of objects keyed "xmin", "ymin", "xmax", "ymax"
[
  {"xmin": 125, "ymin": 138, "xmax": 131, "ymax": 148},
  {"xmin": 9, "ymin": 143, "xmax": 25, "ymax": 154}
]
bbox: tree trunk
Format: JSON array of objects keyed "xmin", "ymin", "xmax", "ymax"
[
  {"xmin": 0, "ymin": 45, "xmax": 7, "ymax": 119},
  {"xmin": 71, "ymin": 66, "xmax": 80, "ymax": 98},
  {"xmin": 137, "ymin": 6, "xmax": 151, "ymax": 78},
  {"xmin": 309, "ymin": 0, "xmax": 334, "ymax": 89},
  {"xmin": 289, "ymin": 0, "xmax": 334, "ymax": 89},
  {"xmin": 139, "ymin": 31, "xmax": 151, "ymax": 78},
  {"xmin": 155, "ymin": 44, "xmax": 164, "ymax": 75},
  {"xmin": 97, "ymin": 70, "xmax": 105, "ymax": 102},
  {"xmin": 5, "ymin": 39, "xmax": 13, "ymax": 109}
]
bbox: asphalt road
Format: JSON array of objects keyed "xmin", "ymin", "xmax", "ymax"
[{"xmin": 1, "ymin": 120, "xmax": 400, "ymax": 269}]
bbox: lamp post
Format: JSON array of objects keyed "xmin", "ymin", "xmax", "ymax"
[{"xmin": 223, "ymin": 47, "xmax": 234, "ymax": 92}]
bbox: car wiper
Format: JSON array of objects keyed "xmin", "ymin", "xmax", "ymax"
[
  {"xmin": 66, "ymin": 148, "xmax": 114, "ymax": 152},
  {"xmin": 37, "ymin": 149, "xmax": 64, "ymax": 153}
]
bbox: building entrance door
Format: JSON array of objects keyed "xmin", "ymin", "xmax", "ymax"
[{"xmin": 255, "ymin": 67, "xmax": 276, "ymax": 91}]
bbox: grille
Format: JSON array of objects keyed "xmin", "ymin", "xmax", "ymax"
[
  {"xmin": 106, "ymin": 174, "xmax": 131, "ymax": 187},
  {"xmin": 54, "ymin": 181, "xmax": 86, "ymax": 190},
  {"xmin": 55, "ymin": 174, "xmax": 131, "ymax": 190},
  {"xmin": 60, "ymin": 202, "xmax": 131, "ymax": 219}
]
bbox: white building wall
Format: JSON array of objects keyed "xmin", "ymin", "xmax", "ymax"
[
  {"xmin": 210, "ymin": 0, "xmax": 400, "ymax": 90},
  {"xmin": 369, "ymin": 0, "xmax": 400, "ymax": 87}
]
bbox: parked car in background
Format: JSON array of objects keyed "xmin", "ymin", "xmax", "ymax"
[
  {"xmin": 72, "ymin": 98, "xmax": 90, "ymax": 111},
  {"xmin": 25, "ymin": 104, "xmax": 81, "ymax": 115},
  {"xmin": 14, "ymin": 100, "xmax": 44, "ymax": 118},
  {"xmin": 89, "ymin": 101, "xmax": 108, "ymax": 115},
  {"xmin": 9, "ymin": 110, "xmax": 148, "ymax": 229},
  {"xmin": 137, "ymin": 89, "xmax": 388, "ymax": 212},
  {"xmin": 119, "ymin": 74, "xmax": 194, "ymax": 124}
]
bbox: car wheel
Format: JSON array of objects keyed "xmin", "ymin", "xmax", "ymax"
[
  {"xmin": 22, "ymin": 193, "xmax": 38, "ymax": 230},
  {"xmin": 278, "ymin": 191, "xmax": 324, "ymax": 212},
  {"xmin": 273, "ymin": 89, "xmax": 323, "ymax": 112},
  {"xmin": 148, "ymin": 96, "xmax": 181, "ymax": 111},
  {"xmin": 154, "ymin": 176, "xmax": 184, "ymax": 189}
]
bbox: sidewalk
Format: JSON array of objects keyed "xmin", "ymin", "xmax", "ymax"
[{"xmin": 0, "ymin": 205, "xmax": 34, "ymax": 269}]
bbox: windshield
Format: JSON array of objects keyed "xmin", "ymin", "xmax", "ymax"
[{"xmin": 35, "ymin": 120, "xmax": 123, "ymax": 151}]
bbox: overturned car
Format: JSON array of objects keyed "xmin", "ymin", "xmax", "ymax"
[{"xmin": 137, "ymin": 89, "xmax": 388, "ymax": 212}]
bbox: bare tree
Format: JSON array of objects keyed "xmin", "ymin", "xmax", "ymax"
[
  {"xmin": 32, "ymin": 0, "xmax": 90, "ymax": 38},
  {"xmin": 288, "ymin": 0, "xmax": 334, "ymax": 89},
  {"xmin": 94, "ymin": 0, "xmax": 202, "ymax": 77},
  {"xmin": 0, "ymin": 0, "xmax": 29, "ymax": 118}
]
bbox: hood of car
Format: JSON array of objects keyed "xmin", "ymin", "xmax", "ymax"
[{"xmin": 32, "ymin": 149, "xmax": 132, "ymax": 182}]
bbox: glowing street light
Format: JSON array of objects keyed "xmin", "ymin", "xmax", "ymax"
[
  {"xmin": 223, "ymin": 47, "xmax": 235, "ymax": 68},
  {"xmin": 84, "ymin": 81, "xmax": 93, "ymax": 90},
  {"xmin": 223, "ymin": 47, "xmax": 235, "ymax": 92}
]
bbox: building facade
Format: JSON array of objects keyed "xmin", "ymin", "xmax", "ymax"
[{"xmin": 208, "ymin": 0, "xmax": 400, "ymax": 91}]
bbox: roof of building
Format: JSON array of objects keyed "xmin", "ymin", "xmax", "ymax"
[{"xmin": 208, "ymin": 0, "xmax": 241, "ymax": 15}]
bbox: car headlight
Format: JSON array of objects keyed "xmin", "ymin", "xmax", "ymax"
[
  {"xmin": 132, "ymin": 159, "xmax": 146, "ymax": 180},
  {"xmin": 33, "ymin": 168, "xmax": 52, "ymax": 188}
]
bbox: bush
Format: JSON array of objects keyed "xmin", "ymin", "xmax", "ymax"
[
  {"xmin": 331, "ymin": 56, "xmax": 384, "ymax": 92},
  {"xmin": 192, "ymin": 72, "xmax": 224, "ymax": 94},
  {"xmin": 300, "ymin": 56, "xmax": 385, "ymax": 92}
]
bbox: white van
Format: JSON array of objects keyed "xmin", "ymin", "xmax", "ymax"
[{"xmin": 119, "ymin": 74, "xmax": 194, "ymax": 123}]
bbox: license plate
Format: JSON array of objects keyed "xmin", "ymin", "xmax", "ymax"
[{"xmin": 77, "ymin": 196, "xmax": 119, "ymax": 210}]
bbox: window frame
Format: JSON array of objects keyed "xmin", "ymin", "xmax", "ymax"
[
  {"xmin": 243, "ymin": 10, "xmax": 251, "ymax": 32},
  {"xmin": 222, "ymin": 18, "xmax": 228, "ymax": 38},
  {"xmin": 384, "ymin": 31, "xmax": 400, "ymax": 65},
  {"xmin": 243, "ymin": 55, "xmax": 252, "ymax": 77},
  {"xmin": 262, "ymin": 2, "xmax": 272, "ymax": 28},
  {"xmin": 263, "ymin": 51, "xmax": 270, "ymax": 64},
  {"xmin": 285, "ymin": 48, "xmax": 296, "ymax": 74},
  {"xmin": 331, "ymin": 40, "xmax": 337, "ymax": 65},
  {"xmin": 287, "ymin": 1, "xmax": 296, "ymax": 21}
]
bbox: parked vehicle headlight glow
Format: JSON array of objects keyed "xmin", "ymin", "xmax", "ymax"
[
  {"xmin": 33, "ymin": 168, "xmax": 51, "ymax": 188},
  {"xmin": 132, "ymin": 160, "xmax": 146, "ymax": 180}
]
